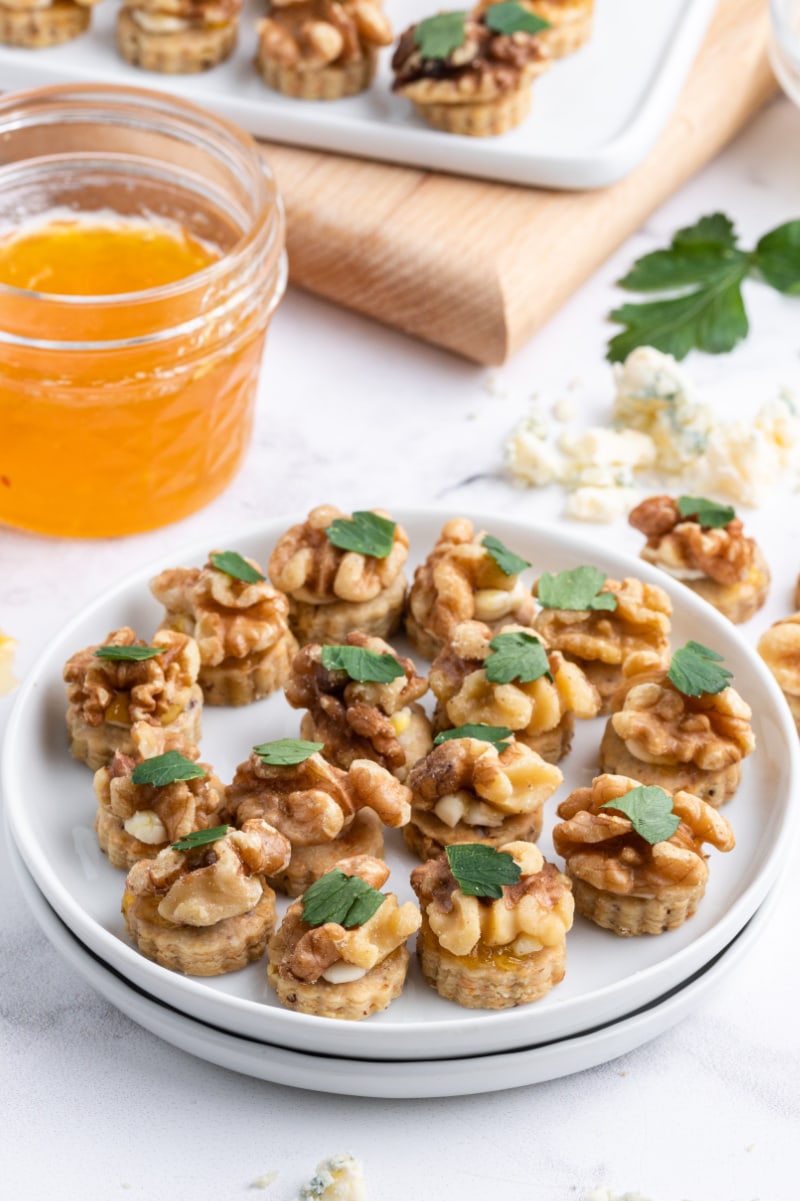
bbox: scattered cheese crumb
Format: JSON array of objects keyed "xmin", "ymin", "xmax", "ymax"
[
  {"xmin": 505, "ymin": 416, "xmax": 564, "ymax": 487},
  {"xmin": 483, "ymin": 372, "xmax": 508, "ymax": 398},
  {"xmin": 584, "ymin": 1189, "xmax": 653, "ymax": 1201},
  {"xmin": 612, "ymin": 346, "xmax": 713, "ymax": 472},
  {"xmin": 297, "ymin": 1154, "xmax": 365, "ymax": 1201},
  {"xmin": 250, "ymin": 1172, "xmax": 279, "ymax": 1189},
  {"xmin": 692, "ymin": 396, "xmax": 800, "ymax": 505},
  {"xmin": 0, "ymin": 630, "xmax": 18, "ymax": 695},
  {"xmin": 553, "ymin": 396, "xmax": 577, "ymax": 423}
]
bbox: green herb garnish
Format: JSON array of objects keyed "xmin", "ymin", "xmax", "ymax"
[
  {"xmin": 446, "ymin": 843, "xmax": 521, "ymax": 899},
  {"xmin": 171, "ymin": 825, "xmax": 229, "ymax": 852},
  {"xmin": 537, "ymin": 566, "xmax": 618, "ymax": 612},
  {"xmin": 301, "ymin": 869, "xmax": 385, "ymax": 929},
  {"xmin": 484, "ymin": 1, "xmax": 549, "ymax": 36},
  {"xmin": 131, "ymin": 751, "xmax": 206, "ymax": 788},
  {"xmin": 668, "ymin": 641, "xmax": 733, "ymax": 697},
  {"xmin": 484, "ymin": 631, "xmax": 552, "ymax": 685},
  {"xmin": 324, "ymin": 511, "xmax": 396, "ymax": 559},
  {"xmin": 434, "ymin": 723, "xmax": 514, "ymax": 751},
  {"xmin": 320, "ymin": 644, "xmax": 405, "ymax": 684},
  {"xmin": 607, "ymin": 213, "xmax": 800, "ymax": 362},
  {"xmin": 253, "ymin": 738, "xmax": 325, "ymax": 766},
  {"xmin": 94, "ymin": 644, "xmax": 165, "ymax": 662},
  {"xmin": 676, "ymin": 496, "xmax": 736, "ymax": 530},
  {"xmin": 600, "ymin": 785, "xmax": 681, "ymax": 845},
  {"xmin": 481, "ymin": 534, "xmax": 531, "ymax": 577},
  {"xmin": 210, "ymin": 550, "xmax": 265, "ymax": 583},
  {"xmin": 414, "ymin": 11, "xmax": 466, "ymax": 58}
]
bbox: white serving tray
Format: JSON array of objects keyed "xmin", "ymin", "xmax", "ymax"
[{"xmin": 0, "ymin": 0, "xmax": 717, "ymax": 188}]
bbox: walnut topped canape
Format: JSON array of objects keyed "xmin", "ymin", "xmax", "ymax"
[
  {"xmin": 475, "ymin": 0, "xmax": 594, "ymax": 58},
  {"xmin": 267, "ymin": 855, "xmax": 420, "ymax": 1020},
  {"xmin": 268, "ymin": 505, "xmax": 409, "ymax": 645},
  {"xmin": 285, "ymin": 631, "xmax": 432, "ymax": 780},
  {"xmin": 411, "ymin": 841, "xmax": 573, "ymax": 1008},
  {"xmin": 64, "ymin": 627, "xmax": 202, "ymax": 771},
  {"xmin": 629, "ymin": 494, "xmax": 770, "ymax": 624},
  {"xmin": 122, "ymin": 819, "xmax": 292, "ymax": 974},
  {"xmin": 406, "ymin": 518, "xmax": 535, "ymax": 659},
  {"xmin": 151, "ymin": 549, "xmax": 298, "ymax": 706},
  {"xmin": 758, "ymin": 614, "xmax": 800, "ymax": 733},
  {"xmin": 116, "ymin": 0, "xmax": 240, "ymax": 73},
  {"xmin": 553, "ymin": 773, "xmax": 735, "ymax": 936}
]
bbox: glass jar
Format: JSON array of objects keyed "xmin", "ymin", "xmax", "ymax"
[
  {"xmin": 0, "ymin": 84, "xmax": 287, "ymax": 538},
  {"xmin": 770, "ymin": 0, "xmax": 800, "ymax": 105}
]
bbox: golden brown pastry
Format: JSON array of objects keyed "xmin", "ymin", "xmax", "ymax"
[
  {"xmin": 629, "ymin": 494, "xmax": 770, "ymax": 624},
  {"xmin": 64, "ymin": 627, "xmax": 203, "ymax": 771},
  {"xmin": 268, "ymin": 505, "xmax": 409, "ymax": 645},
  {"xmin": 0, "ymin": 0, "xmax": 99, "ymax": 48},
  {"xmin": 285, "ymin": 630, "xmax": 432, "ymax": 781},
  {"xmin": 122, "ymin": 819, "xmax": 291, "ymax": 975},
  {"xmin": 267, "ymin": 855, "xmax": 420, "ymax": 1020},
  {"xmin": 150, "ymin": 550, "xmax": 298, "ymax": 706},
  {"xmin": 758, "ymin": 613, "xmax": 800, "ymax": 733},
  {"xmin": 474, "ymin": 0, "xmax": 593, "ymax": 58},
  {"xmin": 117, "ymin": 0, "xmax": 240, "ymax": 71},
  {"xmin": 406, "ymin": 517, "xmax": 535, "ymax": 659},
  {"xmin": 411, "ymin": 840, "xmax": 573, "ymax": 1008},
  {"xmin": 552, "ymin": 773, "xmax": 735, "ymax": 936}
]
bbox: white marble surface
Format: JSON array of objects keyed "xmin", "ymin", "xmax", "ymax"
[{"xmin": 2, "ymin": 96, "xmax": 800, "ymax": 1201}]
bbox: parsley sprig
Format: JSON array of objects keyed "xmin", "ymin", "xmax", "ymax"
[
  {"xmin": 301, "ymin": 869, "xmax": 385, "ymax": 929},
  {"xmin": 599, "ymin": 785, "xmax": 681, "ymax": 845},
  {"xmin": 676, "ymin": 496, "xmax": 735, "ymax": 530},
  {"xmin": 537, "ymin": 566, "xmax": 617, "ymax": 612},
  {"xmin": 607, "ymin": 213, "xmax": 800, "ymax": 362},
  {"xmin": 434, "ymin": 723, "xmax": 514, "ymax": 751},
  {"xmin": 131, "ymin": 751, "xmax": 205, "ymax": 788},
  {"xmin": 210, "ymin": 550, "xmax": 265, "ymax": 584},
  {"xmin": 668, "ymin": 641, "xmax": 733, "ymax": 698},
  {"xmin": 446, "ymin": 844, "xmax": 521, "ymax": 899}
]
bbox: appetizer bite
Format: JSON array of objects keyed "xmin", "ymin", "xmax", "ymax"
[
  {"xmin": 63, "ymin": 627, "xmax": 203, "ymax": 771},
  {"xmin": 225, "ymin": 738, "xmax": 411, "ymax": 895},
  {"xmin": 94, "ymin": 722, "xmax": 225, "ymax": 870},
  {"xmin": 404, "ymin": 725, "xmax": 562, "ymax": 859},
  {"xmin": 122, "ymin": 819, "xmax": 291, "ymax": 975},
  {"xmin": 532, "ymin": 567, "xmax": 672, "ymax": 714},
  {"xmin": 475, "ymin": 0, "xmax": 594, "ymax": 57},
  {"xmin": 758, "ymin": 614, "xmax": 800, "ymax": 733},
  {"xmin": 0, "ymin": 0, "xmax": 99, "ymax": 48},
  {"xmin": 256, "ymin": 0, "xmax": 392, "ymax": 99},
  {"xmin": 268, "ymin": 505, "xmax": 409, "ymax": 645},
  {"xmin": 150, "ymin": 549, "xmax": 298, "ymax": 706},
  {"xmin": 411, "ymin": 841, "xmax": 574, "ymax": 1008},
  {"xmin": 429, "ymin": 619, "xmax": 600, "ymax": 763},
  {"xmin": 391, "ymin": 4, "xmax": 551, "ymax": 137},
  {"xmin": 117, "ymin": 0, "xmax": 240, "ymax": 72},
  {"xmin": 629, "ymin": 494, "xmax": 770, "ymax": 624},
  {"xmin": 267, "ymin": 856, "xmax": 420, "ymax": 1020},
  {"xmin": 285, "ymin": 631, "xmax": 432, "ymax": 781},
  {"xmin": 552, "ymin": 773, "xmax": 735, "ymax": 936},
  {"xmin": 599, "ymin": 641, "xmax": 756, "ymax": 807},
  {"xmin": 406, "ymin": 517, "xmax": 535, "ymax": 659}
]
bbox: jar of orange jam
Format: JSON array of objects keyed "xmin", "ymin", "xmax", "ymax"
[{"xmin": 0, "ymin": 85, "xmax": 287, "ymax": 537}]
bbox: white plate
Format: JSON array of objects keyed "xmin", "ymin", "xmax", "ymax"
[
  {"xmin": 4, "ymin": 510, "xmax": 797, "ymax": 1062},
  {"xmin": 9, "ymin": 830, "xmax": 776, "ymax": 1098},
  {"xmin": 0, "ymin": 0, "xmax": 717, "ymax": 189}
]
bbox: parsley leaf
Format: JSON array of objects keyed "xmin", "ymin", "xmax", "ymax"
[
  {"xmin": 320, "ymin": 644, "xmax": 405, "ymax": 684},
  {"xmin": 131, "ymin": 751, "xmax": 206, "ymax": 787},
  {"xmin": 253, "ymin": 738, "xmax": 324, "ymax": 766},
  {"xmin": 668, "ymin": 640, "xmax": 733, "ymax": 697},
  {"xmin": 484, "ymin": 631, "xmax": 552, "ymax": 685},
  {"xmin": 94, "ymin": 644, "xmax": 165, "ymax": 662},
  {"xmin": 754, "ymin": 221, "xmax": 800, "ymax": 295},
  {"xmin": 414, "ymin": 11, "xmax": 466, "ymax": 58},
  {"xmin": 434, "ymin": 723, "xmax": 514, "ymax": 751},
  {"xmin": 677, "ymin": 495, "xmax": 735, "ymax": 529},
  {"xmin": 301, "ymin": 869, "xmax": 385, "ymax": 929},
  {"xmin": 446, "ymin": 844, "xmax": 521, "ymax": 899},
  {"xmin": 484, "ymin": 1, "xmax": 549, "ymax": 35},
  {"xmin": 325, "ymin": 511, "xmax": 396, "ymax": 559},
  {"xmin": 599, "ymin": 785, "xmax": 681, "ymax": 845},
  {"xmin": 172, "ymin": 825, "xmax": 229, "ymax": 852},
  {"xmin": 481, "ymin": 534, "xmax": 531, "ymax": 577},
  {"xmin": 537, "ymin": 566, "xmax": 618, "ymax": 612},
  {"xmin": 210, "ymin": 550, "xmax": 265, "ymax": 584}
]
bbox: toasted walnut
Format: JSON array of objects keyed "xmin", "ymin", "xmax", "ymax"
[
  {"xmin": 758, "ymin": 614, "xmax": 800, "ymax": 727},
  {"xmin": 629, "ymin": 496, "xmax": 755, "ymax": 586},
  {"xmin": 258, "ymin": 0, "xmax": 391, "ymax": 70}
]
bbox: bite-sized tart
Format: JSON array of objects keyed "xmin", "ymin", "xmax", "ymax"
[
  {"xmin": 63, "ymin": 626, "xmax": 203, "ymax": 771},
  {"xmin": 411, "ymin": 840, "xmax": 574, "ymax": 1009},
  {"xmin": 552, "ymin": 773, "xmax": 735, "ymax": 936},
  {"xmin": 404, "ymin": 729, "xmax": 562, "ymax": 859},
  {"xmin": 598, "ymin": 643, "xmax": 756, "ymax": 807},
  {"xmin": 122, "ymin": 819, "xmax": 291, "ymax": 975},
  {"xmin": 94, "ymin": 721, "xmax": 225, "ymax": 870},
  {"xmin": 532, "ymin": 567, "xmax": 672, "ymax": 714},
  {"xmin": 628, "ymin": 494, "xmax": 770, "ymax": 624},
  {"xmin": 117, "ymin": 0, "xmax": 240, "ymax": 72},
  {"xmin": 391, "ymin": 5, "xmax": 551, "ymax": 137},
  {"xmin": 758, "ymin": 613, "xmax": 800, "ymax": 733},
  {"xmin": 405, "ymin": 517, "xmax": 535, "ymax": 660},
  {"xmin": 285, "ymin": 630, "xmax": 432, "ymax": 781},
  {"xmin": 267, "ymin": 855, "xmax": 420, "ymax": 1020},
  {"xmin": 475, "ymin": 0, "xmax": 593, "ymax": 57},
  {"xmin": 256, "ymin": 0, "xmax": 392, "ymax": 100},
  {"xmin": 429, "ymin": 620, "xmax": 600, "ymax": 763},
  {"xmin": 268, "ymin": 505, "xmax": 409, "ymax": 645},
  {"xmin": 0, "ymin": 0, "xmax": 99, "ymax": 48},
  {"xmin": 150, "ymin": 549, "xmax": 298, "ymax": 706},
  {"xmin": 225, "ymin": 740, "xmax": 411, "ymax": 896}
]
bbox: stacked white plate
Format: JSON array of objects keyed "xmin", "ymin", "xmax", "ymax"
[{"xmin": 5, "ymin": 512, "xmax": 797, "ymax": 1097}]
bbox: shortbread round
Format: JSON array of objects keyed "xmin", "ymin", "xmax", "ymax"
[
  {"xmin": 287, "ymin": 571, "xmax": 407, "ymax": 646},
  {"xmin": 402, "ymin": 807, "xmax": 542, "ymax": 862},
  {"xmin": 198, "ymin": 628, "xmax": 298, "ymax": 706},
  {"xmin": 413, "ymin": 86, "xmax": 532, "ymax": 137},
  {"xmin": 568, "ymin": 874, "xmax": 706, "ymax": 936},
  {"xmin": 66, "ymin": 684, "xmax": 203, "ymax": 771},
  {"xmin": 0, "ymin": 1, "xmax": 89, "ymax": 46},
  {"xmin": 267, "ymin": 944, "xmax": 409, "ymax": 1020},
  {"xmin": 257, "ymin": 47, "xmax": 378, "ymax": 100},
  {"xmin": 116, "ymin": 10, "xmax": 237, "ymax": 72},
  {"xmin": 598, "ymin": 723, "xmax": 742, "ymax": 808},
  {"xmin": 266, "ymin": 808, "xmax": 384, "ymax": 898}
]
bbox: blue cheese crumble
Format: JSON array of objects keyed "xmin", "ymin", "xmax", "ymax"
[{"xmin": 297, "ymin": 1154, "xmax": 365, "ymax": 1201}]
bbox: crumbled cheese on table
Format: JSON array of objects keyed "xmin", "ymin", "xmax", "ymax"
[{"xmin": 297, "ymin": 1154, "xmax": 365, "ymax": 1201}]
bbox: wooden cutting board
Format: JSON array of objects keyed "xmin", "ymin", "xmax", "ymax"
[{"xmin": 261, "ymin": 0, "xmax": 777, "ymax": 365}]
